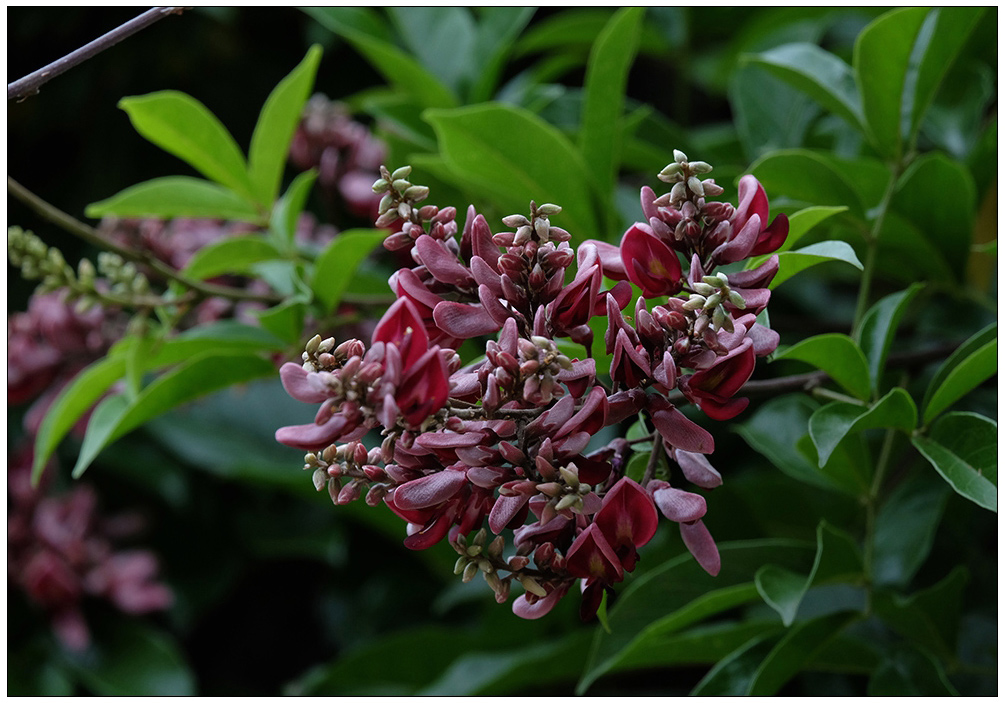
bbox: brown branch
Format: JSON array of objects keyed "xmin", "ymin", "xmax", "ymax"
[
  {"xmin": 8, "ymin": 176, "xmax": 282, "ymax": 304},
  {"xmin": 8, "ymin": 7, "xmax": 186, "ymax": 101}
]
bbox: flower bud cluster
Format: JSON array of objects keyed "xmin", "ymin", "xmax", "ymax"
[
  {"xmin": 289, "ymin": 93, "xmax": 386, "ymax": 219},
  {"xmin": 7, "ymin": 445, "xmax": 172, "ymax": 651},
  {"xmin": 277, "ymin": 153, "xmax": 787, "ymax": 621}
]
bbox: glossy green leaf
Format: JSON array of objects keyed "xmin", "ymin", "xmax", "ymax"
[
  {"xmin": 289, "ymin": 625, "xmax": 484, "ymax": 695},
  {"xmin": 425, "ymin": 103, "xmax": 598, "ymax": 240},
  {"xmin": 180, "ymin": 235, "xmax": 283, "ymax": 281},
  {"xmin": 730, "ymin": 64, "xmax": 821, "ymax": 163},
  {"xmin": 808, "ymin": 387, "xmax": 917, "ymax": 467},
  {"xmin": 270, "ymin": 169, "xmax": 318, "ymax": 250},
  {"xmin": 255, "ymin": 299, "xmax": 306, "ymax": 346},
  {"xmin": 304, "ymin": 8, "xmax": 457, "ymax": 110},
  {"xmin": 514, "ymin": 8, "xmax": 617, "ymax": 56},
  {"xmin": 579, "ymin": 7, "xmax": 643, "ymax": 221},
  {"xmin": 577, "ymin": 539, "xmax": 815, "ymax": 693},
  {"xmin": 891, "ymin": 152, "xmax": 976, "ymax": 279},
  {"xmin": 72, "ymin": 351, "xmax": 276, "ymax": 478},
  {"xmin": 749, "ymin": 149, "xmax": 866, "ymax": 218},
  {"xmin": 748, "ymin": 611, "xmax": 859, "ymax": 695},
  {"xmin": 419, "ymin": 631, "xmax": 591, "ymax": 695},
  {"xmin": 853, "ymin": 7, "xmax": 929, "ymax": 159},
  {"xmin": 853, "ymin": 284, "xmax": 923, "ymax": 394},
  {"xmin": 922, "ymin": 338, "xmax": 997, "ymax": 425},
  {"xmin": 736, "ymin": 395, "xmax": 846, "ymax": 492},
  {"xmin": 868, "ymin": 644, "xmax": 959, "ymax": 695},
  {"xmin": 906, "ymin": 8, "xmax": 986, "ymax": 144},
  {"xmin": 691, "ymin": 633, "xmax": 780, "ymax": 695},
  {"xmin": 875, "ymin": 211, "xmax": 958, "ymax": 284},
  {"xmin": 119, "ymin": 91, "xmax": 253, "ymax": 198},
  {"xmin": 874, "ymin": 566, "xmax": 968, "ymax": 662},
  {"xmin": 311, "ymin": 228, "xmax": 387, "ymax": 312},
  {"xmin": 466, "ymin": 7, "xmax": 536, "ymax": 103},
  {"xmin": 771, "ymin": 241, "xmax": 863, "ymax": 289},
  {"xmin": 872, "ymin": 474, "xmax": 951, "ymax": 588},
  {"xmin": 86, "ymin": 176, "xmax": 262, "ymax": 221},
  {"xmin": 921, "ymin": 322, "xmax": 996, "ymax": 421},
  {"xmin": 140, "ymin": 320, "xmax": 287, "ymax": 367},
  {"xmin": 388, "ymin": 8, "xmax": 475, "ymax": 94},
  {"xmin": 247, "ymin": 45, "xmax": 322, "ymax": 207},
  {"xmin": 743, "ymin": 43, "xmax": 864, "ymax": 131},
  {"xmin": 66, "ymin": 621, "xmax": 195, "ymax": 695},
  {"xmin": 31, "ymin": 355, "xmax": 127, "ymax": 482},
  {"xmin": 913, "ymin": 412, "xmax": 997, "ymax": 512},
  {"xmin": 774, "ymin": 333, "xmax": 871, "ymax": 401},
  {"xmin": 777, "ymin": 206, "xmax": 848, "ymax": 252},
  {"xmin": 755, "ymin": 521, "xmax": 862, "ymax": 626}
]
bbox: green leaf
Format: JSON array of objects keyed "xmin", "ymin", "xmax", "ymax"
[
  {"xmin": 247, "ymin": 45, "xmax": 322, "ymax": 207},
  {"xmin": 906, "ymin": 8, "xmax": 986, "ymax": 145},
  {"xmin": 617, "ymin": 621, "xmax": 786, "ymax": 675},
  {"xmin": 514, "ymin": 8, "xmax": 616, "ymax": 56},
  {"xmin": 777, "ymin": 206, "xmax": 848, "ymax": 252},
  {"xmin": 913, "ymin": 412, "xmax": 997, "ymax": 512},
  {"xmin": 872, "ymin": 474, "xmax": 951, "ymax": 588},
  {"xmin": 388, "ymin": 8, "xmax": 476, "ymax": 94},
  {"xmin": 86, "ymin": 176, "xmax": 262, "ymax": 221},
  {"xmin": 868, "ymin": 644, "xmax": 959, "ymax": 695},
  {"xmin": 771, "ymin": 241, "xmax": 863, "ymax": 289},
  {"xmin": 289, "ymin": 625, "xmax": 484, "ymax": 695},
  {"xmin": 577, "ymin": 539, "xmax": 816, "ymax": 693},
  {"xmin": 304, "ymin": 8, "xmax": 457, "ymax": 110},
  {"xmin": 736, "ymin": 395, "xmax": 847, "ymax": 493},
  {"xmin": 418, "ymin": 631, "xmax": 592, "ymax": 695},
  {"xmin": 425, "ymin": 103, "xmax": 599, "ymax": 241},
  {"xmin": 466, "ymin": 7, "xmax": 537, "ymax": 104},
  {"xmin": 139, "ymin": 320, "xmax": 287, "ymax": 367},
  {"xmin": 730, "ymin": 65, "xmax": 821, "ymax": 163},
  {"xmin": 755, "ymin": 521, "xmax": 863, "ymax": 626},
  {"xmin": 311, "ymin": 228, "xmax": 387, "ymax": 312},
  {"xmin": 691, "ymin": 633, "xmax": 780, "ymax": 695},
  {"xmin": 922, "ymin": 338, "xmax": 997, "ymax": 425},
  {"xmin": 747, "ymin": 611, "xmax": 859, "ymax": 695},
  {"xmin": 808, "ymin": 387, "xmax": 917, "ymax": 467},
  {"xmin": 921, "ymin": 322, "xmax": 997, "ymax": 422},
  {"xmin": 118, "ymin": 91, "xmax": 253, "ymax": 198},
  {"xmin": 72, "ymin": 351, "xmax": 276, "ymax": 478},
  {"xmin": 31, "ymin": 354, "xmax": 127, "ymax": 482},
  {"xmin": 579, "ymin": 7, "xmax": 643, "ymax": 225},
  {"xmin": 874, "ymin": 566, "xmax": 969, "ymax": 662},
  {"xmin": 749, "ymin": 149, "xmax": 866, "ymax": 218},
  {"xmin": 853, "ymin": 7, "xmax": 930, "ymax": 159},
  {"xmin": 774, "ymin": 333, "xmax": 871, "ymax": 401},
  {"xmin": 853, "ymin": 284, "xmax": 923, "ymax": 395},
  {"xmin": 255, "ymin": 299, "xmax": 306, "ymax": 346},
  {"xmin": 180, "ymin": 235, "xmax": 283, "ymax": 281},
  {"xmin": 891, "ymin": 152, "xmax": 976, "ymax": 279},
  {"xmin": 270, "ymin": 169, "xmax": 318, "ymax": 250},
  {"xmin": 744, "ymin": 43, "xmax": 864, "ymax": 131},
  {"xmin": 65, "ymin": 621, "xmax": 195, "ymax": 695}
]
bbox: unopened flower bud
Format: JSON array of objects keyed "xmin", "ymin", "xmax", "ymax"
[
  {"xmin": 390, "ymin": 165, "xmax": 412, "ymax": 181},
  {"xmin": 462, "ymin": 561, "xmax": 479, "ymax": 583},
  {"xmin": 555, "ymin": 493, "xmax": 580, "ymax": 511},
  {"xmin": 518, "ymin": 574, "xmax": 547, "ymax": 597},
  {"xmin": 673, "ymin": 149, "xmax": 688, "ymax": 164},
  {"xmin": 404, "ymin": 185, "xmax": 429, "ymax": 201},
  {"xmin": 703, "ymin": 292, "xmax": 722, "ymax": 310},
  {"xmin": 683, "ymin": 295, "xmax": 706, "ymax": 311},
  {"xmin": 454, "ymin": 556, "xmax": 468, "ymax": 575},
  {"xmin": 537, "ymin": 203, "xmax": 562, "ymax": 216},
  {"xmin": 728, "ymin": 290, "xmax": 747, "ymax": 309},
  {"xmin": 372, "ymin": 178, "xmax": 389, "ymax": 193},
  {"xmin": 312, "ymin": 468, "xmax": 327, "ymax": 492},
  {"xmin": 693, "ymin": 282, "xmax": 716, "ymax": 296},
  {"xmin": 687, "ymin": 176, "xmax": 705, "ymax": 197}
]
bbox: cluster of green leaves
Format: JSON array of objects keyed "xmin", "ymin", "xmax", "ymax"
[{"xmin": 30, "ymin": 47, "xmax": 388, "ymax": 485}]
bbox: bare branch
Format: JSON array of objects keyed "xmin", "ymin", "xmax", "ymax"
[{"xmin": 8, "ymin": 7, "xmax": 186, "ymax": 102}]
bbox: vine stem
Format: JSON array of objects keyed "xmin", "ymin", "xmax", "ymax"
[
  {"xmin": 852, "ymin": 160, "xmax": 906, "ymax": 330},
  {"xmin": 8, "ymin": 7, "xmax": 186, "ymax": 101},
  {"xmin": 8, "ymin": 176, "xmax": 282, "ymax": 305}
]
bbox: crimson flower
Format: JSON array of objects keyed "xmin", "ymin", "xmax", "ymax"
[{"xmin": 620, "ymin": 223, "xmax": 683, "ymax": 297}]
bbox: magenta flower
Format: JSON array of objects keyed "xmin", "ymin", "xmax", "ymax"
[
  {"xmin": 620, "ymin": 223, "xmax": 683, "ymax": 297},
  {"xmin": 679, "ymin": 338, "xmax": 756, "ymax": 420}
]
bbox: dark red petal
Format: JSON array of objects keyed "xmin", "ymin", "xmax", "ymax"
[
  {"xmin": 680, "ymin": 519, "xmax": 720, "ymax": 576},
  {"xmin": 433, "ymin": 301, "xmax": 502, "ymax": 338},
  {"xmin": 279, "ymin": 363, "xmax": 329, "ymax": 403},
  {"xmin": 394, "ymin": 470, "xmax": 468, "ymax": 510}
]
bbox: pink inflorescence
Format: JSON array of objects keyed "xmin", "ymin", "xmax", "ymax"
[
  {"xmin": 7, "ymin": 446, "xmax": 173, "ymax": 651},
  {"xmin": 275, "ymin": 151, "xmax": 787, "ymax": 620}
]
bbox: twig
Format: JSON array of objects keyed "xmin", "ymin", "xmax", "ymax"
[
  {"xmin": 8, "ymin": 176, "xmax": 282, "ymax": 304},
  {"xmin": 8, "ymin": 7, "xmax": 185, "ymax": 101}
]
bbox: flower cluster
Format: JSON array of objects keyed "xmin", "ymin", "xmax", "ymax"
[
  {"xmin": 275, "ymin": 151, "xmax": 787, "ymax": 619},
  {"xmin": 8, "ymin": 446, "xmax": 173, "ymax": 651},
  {"xmin": 289, "ymin": 93, "xmax": 387, "ymax": 220}
]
